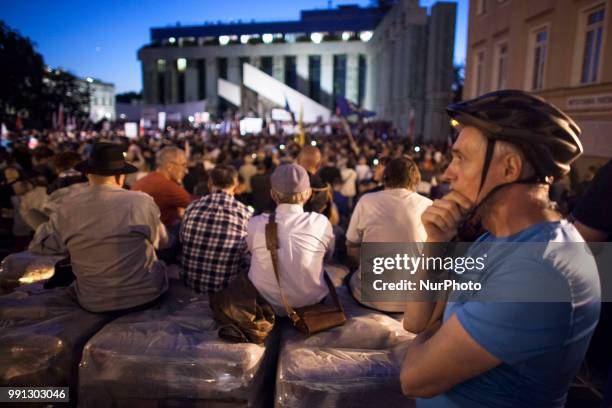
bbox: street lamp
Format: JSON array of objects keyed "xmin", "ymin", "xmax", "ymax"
[
  {"xmin": 359, "ymin": 31, "xmax": 373, "ymax": 42},
  {"xmin": 310, "ymin": 32, "xmax": 324, "ymax": 44}
]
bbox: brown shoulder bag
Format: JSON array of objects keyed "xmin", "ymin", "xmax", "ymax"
[{"xmin": 265, "ymin": 212, "xmax": 346, "ymax": 335}]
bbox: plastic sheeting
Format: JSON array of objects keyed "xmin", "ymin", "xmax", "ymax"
[
  {"xmin": 276, "ymin": 285, "xmax": 415, "ymax": 408},
  {"xmin": 0, "ymin": 283, "xmax": 113, "ymax": 395},
  {"xmin": 79, "ymin": 281, "xmax": 279, "ymax": 407},
  {"xmin": 0, "ymin": 251, "xmax": 63, "ymax": 292}
]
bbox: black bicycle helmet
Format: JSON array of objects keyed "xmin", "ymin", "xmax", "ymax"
[{"xmin": 446, "ymin": 90, "xmax": 583, "ymax": 182}]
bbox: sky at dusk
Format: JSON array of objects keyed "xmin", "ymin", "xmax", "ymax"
[{"xmin": 1, "ymin": 0, "xmax": 468, "ymax": 94}]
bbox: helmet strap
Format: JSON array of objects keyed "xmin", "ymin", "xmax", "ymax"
[
  {"xmin": 476, "ymin": 137, "xmax": 496, "ymax": 202},
  {"xmin": 455, "ymin": 137, "xmax": 551, "ymax": 242}
]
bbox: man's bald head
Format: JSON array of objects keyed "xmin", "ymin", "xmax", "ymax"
[
  {"xmin": 157, "ymin": 147, "xmax": 187, "ymax": 183},
  {"xmin": 297, "ymin": 146, "xmax": 321, "ymax": 174}
]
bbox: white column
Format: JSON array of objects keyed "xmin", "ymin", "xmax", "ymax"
[
  {"xmin": 206, "ymin": 58, "xmax": 218, "ymax": 107},
  {"xmin": 320, "ymin": 54, "xmax": 334, "ymax": 107},
  {"xmin": 163, "ymin": 61, "xmax": 174, "ymax": 105},
  {"xmin": 346, "ymin": 54, "xmax": 359, "ymax": 103},
  {"xmin": 296, "ymin": 54, "xmax": 309, "ymax": 95},
  {"xmin": 273, "ymin": 56, "xmax": 285, "ymax": 83},
  {"xmin": 185, "ymin": 62, "xmax": 198, "ymax": 102},
  {"xmin": 364, "ymin": 52, "xmax": 375, "ymax": 111},
  {"xmin": 227, "ymin": 57, "xmax": 241, "ymax": 85},
  {"xmin": 142, "ymin": 61, "xmax": 156, "ymax": 104}
]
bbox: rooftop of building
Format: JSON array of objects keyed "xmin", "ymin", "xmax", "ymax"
[{"xmin": 149, "ymin": 3, "xmax": 391, "ymax": 43}]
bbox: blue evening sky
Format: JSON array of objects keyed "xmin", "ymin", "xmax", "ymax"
[{"xmin": 0, "ymin": 0, "xmax": 467, "ymax": 93}]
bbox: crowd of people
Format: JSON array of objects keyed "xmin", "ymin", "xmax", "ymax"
[{"xmin": 1, "ymin": 89, "xmax": 611, "ymax": 407}]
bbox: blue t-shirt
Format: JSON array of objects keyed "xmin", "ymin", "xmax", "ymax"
[{"xmin": 418, "ymin": 220, "xmax": 601, "ymax": 408}]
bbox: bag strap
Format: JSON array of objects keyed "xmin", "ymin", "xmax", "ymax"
[{"xmin": 265, "ymin": 212, "xmax": 343, "ymax": 321}]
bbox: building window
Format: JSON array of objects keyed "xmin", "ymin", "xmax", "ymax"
[
  {"xmin": 261, "ymin": 56, "xmax": 273, "ymax": 76},
  {"xmin": 284, "ymin": 56, "xmax": 297, "ymax": 89},
  {"xmin": 217, "ymin": 57, "xmax": 228, "ymax": 80},
  {"xmin": 531, "ymin": 29, "xmax": 547, "ymax": 90},
  {"xmin": 477, "ymin": 0, "xmax": 486, "ymax": 15},
  {"xmin": 157, "ymin": 59, "xmax": 166, "ymax": 105},
  {"xmin": 474, "ymin": 50, "xmax": 485, "ymax": 96},
  {"xmin": 333, "ymin": 54, "xmax": 347, "ymax": 99},
  {"xmin": 156, "ymin": 59, "xmax": 166, "ymax": 73},
  {"xmin": 177, "ymin": 58, "xmax": 187, "ymax": 72},
  {"xmin": 581, "ymin": 8, "xmax": 605, "ymax": 84},
  {"xmin": 496, "ymin": 42, "xmax": 508, "ymax": 89},
  {"xmin": 308, "ymin": 55, "xmax": 321, "ymax": 102},
  {"xmin": 158, "ymin": 74, "xmax": 165, "ymax": 105},
  {"xmin": 358, "ymin": 54, "xmax": 367, "ymax": 106},
  {"xmin": 197, "ymin": 59, "xmax": 206, "ymax": 100},
  {"xmin": 177, "ymin": 62, "xmax": 185, "ymax": 103}
]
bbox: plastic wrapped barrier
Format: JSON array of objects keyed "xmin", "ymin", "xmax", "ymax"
[
  {"xmin": 0, "ymin": 251, "xmax": 63, "ymax": 293},
  {"xmin": 78, "ymin": 281, "xmax": 279, "ymax": 407},
  {"xmin": 0, "ymin": 284, "xmax": 113, "ymax": 396},
  {"xmin": 276, "ymin": 285, "xmax": 416, "ymax": 408}
]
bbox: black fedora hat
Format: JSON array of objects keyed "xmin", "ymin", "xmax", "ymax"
[{"xmin": 75, "ymin": 142, "xmax": 138, "ymax": 175}]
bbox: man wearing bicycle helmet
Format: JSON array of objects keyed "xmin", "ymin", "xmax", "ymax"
[{"xmin": 400, "ymin": 90, "xmax": 601, "ymax": 407}]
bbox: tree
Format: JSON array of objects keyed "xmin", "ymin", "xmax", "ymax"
[
  {"xmin": 0, "ymin": 20, "xmax": 90, "ymax": 129},
  {"xmin": 452, "ymin": 64, "xmax": 465, "ymax": 103},
  {"xmin": 41, "ymin": 68, "xmax": 91, "ymax": 127},
  {"xmin": 0, "ymin": 20, "xmax": 45, "ymax": 128},
  {"xmin": 116, "ymin": 91, "xmax": 142, "ymax": 104}
]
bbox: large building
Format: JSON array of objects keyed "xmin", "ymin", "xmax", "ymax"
[
  {"xmin": 83, "ymin": 77, "xmax": 116, "ymax": 122},
  {"xmin": 463, "ymin": 0, "xmax": 612, "ymax": 165},
  {"xmin": 138, "ymin": 0, "xmax": 456, "ymax": 142}
]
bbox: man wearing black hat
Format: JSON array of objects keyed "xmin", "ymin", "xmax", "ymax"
[{"xmin": 30, "ymin": 142, "xmax": 169, "ymax": 314}]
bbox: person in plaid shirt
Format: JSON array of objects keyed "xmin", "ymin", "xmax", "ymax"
[{"xmin": 179, "ymin": 165, "xmax": 252, "ymax": 293}]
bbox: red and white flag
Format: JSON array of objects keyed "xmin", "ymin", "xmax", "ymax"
[
  {"xmin": 407, "ymin": 108, "xmax": 415, "ymax": 144},
  {"xmin": 57, "ymin": 103, "xmax": 65, "ymax": 130}
]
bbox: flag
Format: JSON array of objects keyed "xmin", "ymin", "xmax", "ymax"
[
  {"xmin": 407, "ymin": 108, "xmax": 415, "ymax": 145},
  {"xmin": 296, "ymin": 108, "xmax": 305, "ymax": 147},
  {"xmin": 57, "ymin": 103, "xmax": 64, "ymax": 130},
  {"xmin": 284, "ymin": 95, "xmax": 296, "ymax": 125},
  {"xmin": 335, "ymin": 95, "xmax": 376, "ymax": 118},
  {"xmin": 139, "ymin": 118, "xmax": 145, "ymax": 137}
]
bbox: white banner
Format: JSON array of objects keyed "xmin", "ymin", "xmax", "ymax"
[
  {"xmin": 240, "ymin": 118, "xmax": 263, "ymax": 134},
  {"xmin": 124, "ymin": 122, "xmax": 138, "ymax": 139},
  {"xmin": 271, "ymin": 108, "xmax": 293, "ymax": 122},
  {"xmin": 158, "ymin": 112, "xmax": 166, "ymax": 130}
]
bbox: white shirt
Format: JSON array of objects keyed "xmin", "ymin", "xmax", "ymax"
[
  {"xmin": 346, "ymin": 188, "xmax": 431, "ymax": 312},
  {"xmin": 355, "ymin": 164, "xmax": 372, "ymax": 181},
  {"xmin": 347, "ymin": 188, "xmax": 431, "ymax": 244},
  {"xmin": 247, "ymin": 204, "xmax": 334, "ymax": 315},
  {"xmin": 340, "ymin": 168, "xmax": 357, "ymax": 198}
]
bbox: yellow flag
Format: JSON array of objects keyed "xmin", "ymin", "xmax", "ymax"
[{"xmin": 296, "ymin": 107, "xmax": 305, "ymax": 146}]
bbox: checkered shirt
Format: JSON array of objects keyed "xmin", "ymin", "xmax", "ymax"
[{"xmin": 179, "ymin": 192, "xmax": 252, "ymax": 293}]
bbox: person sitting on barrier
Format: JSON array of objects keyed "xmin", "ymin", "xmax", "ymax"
[
  {"xmin": 400, "ymin": 90, "xmax": 601, "ymax": 407},
  {"xmin": 247, "ymin": 163, "xmax": 335, "ymax": 315},
  {"xmin": 180, "ymin": 164, "xmax": 251, "ymax": 293},
  {"xmin": 346, "ymin": 157, "xmax": 431, "ymax": 312},
  {"xmin": 29, "ymin": 142, "xmax": 169, "ymax": 314}
]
